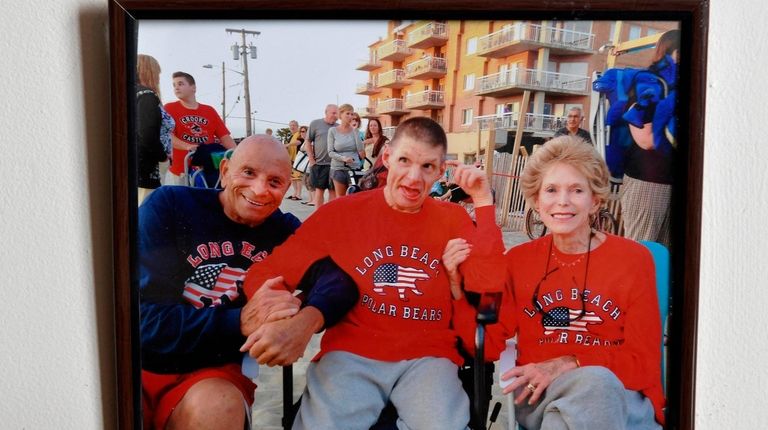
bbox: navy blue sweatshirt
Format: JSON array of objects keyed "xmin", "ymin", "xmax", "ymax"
[{"xmin": 139, "ymin": 186, "xmax": 356, "ymax": 374}]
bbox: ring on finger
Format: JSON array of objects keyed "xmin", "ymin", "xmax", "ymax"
[{"xmin": 526, "ymin": 383, "xmax": 536, "ymax": 393}]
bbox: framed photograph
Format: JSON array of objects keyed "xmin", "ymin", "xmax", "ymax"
[{"xmin": 110, "ymin": 1, "xmax": 707, "ymax": 428}]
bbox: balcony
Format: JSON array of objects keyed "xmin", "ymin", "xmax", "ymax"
[
  {"xmin": 357, "ymin": 105, "xmax": 379, "ymax": 119},
  {"xmin": 377, "ymin": 39, "xmax": 413, "ymax": 62},
  {"xmin": 407, "ymin": 21, "xmax": 448, "ymax": 49},
  {"xmin": 377, "ymin": 69, "xmax": 410, "ymax": 89},
  {"xmin": 377, "ymin": 98, "xmax": 409, "ymax": 116},
  {"xmin": 405, "ymin": 90, "xmax": 445, "ymax": 110},
  {"xmin": 404, "ymin": 56, "xmax": 447, "ymax": 80},
  {"xmin": 476, "ymin": 23, "xmax": 595, "ymax": 58},
  {"xmin": 476, "ymin": 111, "xmax": 569, "ymax": 135},
  {"xmin": 356, "ymin": 56, "xmax": 382, "ymax": 71},
  {"xmin": 355, "ymin": 81, "xmax": 381, "ymax": 95},
  {"xmin": 475, "ymin": 68, "xmax": 589, "ymax": 97},
  {"xmin": 383, "ymin": 126, "xmax": 397, "ymax": 140}
]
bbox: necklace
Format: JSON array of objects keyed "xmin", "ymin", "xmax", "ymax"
[
  {"xmin": 531, "ymin": 230, "xmax": 594, "ymax": 324},
  {"xmin": 550, "ymin": 232, "xmax": 595, "ymax": 267},
  {"xmin": 550, "ymin": 250, "xmax": 587, "ymax": 267}
]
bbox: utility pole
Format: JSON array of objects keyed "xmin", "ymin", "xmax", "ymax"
[
  {"xmin": 220, "ymin": 61, "xmax": 226, "ymax": 125},
  {"xmin": 202, "ymin": 62, "xmax": 230, "ymax": 125},
  {"xmin": 226, "ymin": 28, "xmax": 260, "ymax": 137}
]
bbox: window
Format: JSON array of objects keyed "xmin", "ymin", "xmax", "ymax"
[
  {"xmin": 547, "ymin": 61, "xmax": 557, "ymax": 73},
  {"xmin": 647, "ymin": 28, "xmax": 659, "ymax": 36},
  {"xmin": 563, "ymin": 21, "xmax": 592, "ymax": 34},
  {"xmin": 629, "ymin": 25, "xmax": 642, "ymax": 40},
  {"xmin": 609, "ymin": 22, "xmax": 616, "ymax": 40},
  {"xmin": 559, "ymin": 62, "xmax": 588, "ymax": 76},
  {"xmin": 466, "ymin": 37, "xmax": 477, "ymax": 55},
  {"xmin": 462, "ymin": 108, "xmax": 474, "ymax": 125},
  {"xmin": 529, "ymin": 101, "xmax": 552, "ymax": 115},
  {"xmin": 464, "ymin": 74, "xmax": 475, "ymax": 90}
]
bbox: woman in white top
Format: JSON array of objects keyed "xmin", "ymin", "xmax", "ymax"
[{"xmin": 328, "ymin": 103, "xmax": 365, "ymax": 196}]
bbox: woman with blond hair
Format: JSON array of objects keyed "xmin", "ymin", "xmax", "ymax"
[
  {"xmin": 136, "ymin": 54, "xmax": 174, "ymax": 204},
  {"xmin": 445, "ymin": 136, "xmax": 664, "ymax": 429},
  {"xmin": 327, "ymin": 104, "xmax": 365, "ymax": 196}
]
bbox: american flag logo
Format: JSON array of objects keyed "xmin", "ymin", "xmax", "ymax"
[
  {"xmin": 542, "ymin": 307, "xmax": 603, "ymax": 335},
  {"xmin": 183, "ymin": 263, "xmax": 245, "ymax": 309},
  {"xmin": 372, "ymin": 263, "xmax": 429, "ymax": 301}
]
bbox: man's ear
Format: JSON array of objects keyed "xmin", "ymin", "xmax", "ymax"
[{"xmin": 218, "ymin": 158, "xmax": 230, "ymax": 188}]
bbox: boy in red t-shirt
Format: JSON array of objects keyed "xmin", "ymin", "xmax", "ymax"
[{"xmin": 163, "ymin": 71, "xmax": 235, "ymax": 185}]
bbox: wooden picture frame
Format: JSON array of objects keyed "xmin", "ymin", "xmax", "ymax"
[{"xmin": 110, "ymin": 1, "xmax": 707, "ymax": 428}]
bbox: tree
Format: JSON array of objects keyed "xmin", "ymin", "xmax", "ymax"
[{"xmin": 275, "ymin": 127, "xmax": 293, "ymax": 143}]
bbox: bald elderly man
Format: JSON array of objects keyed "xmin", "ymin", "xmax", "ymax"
[{"xmin": 138, "ymin": 135, "xmax": 355, "ymax": 430}]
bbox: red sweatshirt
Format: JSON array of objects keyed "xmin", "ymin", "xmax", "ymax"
[
  {"xmin": 500, "ymin": 234, "xmax": 665, "ymax": 425},
  {"xmin": 243, "ymin": 188, "xmax": 505, "ymax": 365}
]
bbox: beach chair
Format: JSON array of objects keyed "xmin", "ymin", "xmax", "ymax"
[{"xmin": 184, "ymin": 143, "xmax": 230, "ymax": 189}]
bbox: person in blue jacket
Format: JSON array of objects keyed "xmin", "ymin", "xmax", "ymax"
[
  {"xmin": 139, "ymin": 135, "xmax": 356, "ymax": 430},
  {"xmin": 621, "ymin": 29, "xmax": 679, "ymax": 248},
  {"xmin": 592, "ymin": 29, "xmax": 679, "ymax": 247}
]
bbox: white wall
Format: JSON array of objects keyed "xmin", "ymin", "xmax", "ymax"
[
  {"xmin": 0, "ymin": 0, "xmax": 115, "ymax": 428},
  {"xmin": 0, "ymin": 0, "xmax": 764, "ymax": 428},
  {"xmin": 696, "ymin": 1, "xmax": 768, "ymax": 428}
]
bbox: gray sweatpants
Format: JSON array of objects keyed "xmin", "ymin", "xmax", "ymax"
[
  {"xmin": 292, "ymin": 351, "xmax": 470, "ymax": 430},
  {"xmin": 514, "ymin": 366, "xmax": 661, "ymax": 430}
]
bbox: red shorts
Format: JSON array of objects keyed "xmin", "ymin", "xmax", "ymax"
[{"xmin": 141, "ymin": 363, "xmax": 256, "ymax": 430}]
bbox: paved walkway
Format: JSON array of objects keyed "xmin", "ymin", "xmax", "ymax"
[{"xmin": 250, "ymin": 193, "xmax": 527, "ymax": 429}]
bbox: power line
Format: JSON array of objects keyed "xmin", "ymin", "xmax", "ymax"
[{"xmin": 227, "ymin": 116, "xmax": 290, "ymax": 126}]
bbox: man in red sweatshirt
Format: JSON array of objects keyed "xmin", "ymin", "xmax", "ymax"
[{"xmin": 240, "ymin": 117, "xmax": 505, "ymax": 429}]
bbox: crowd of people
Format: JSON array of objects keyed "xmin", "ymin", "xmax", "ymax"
[{"xmin": 135, "ymin": 29, "xmax": 677, "ymax": 430}]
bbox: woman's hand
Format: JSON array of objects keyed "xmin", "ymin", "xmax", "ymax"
[
  {"xmin": 443, "ymin": 238, "xmax": 472, "ymax": 300},
  {"xmin": 500, "ymin": 355, "xmax": 579, "ymax": 405},
  {"xmin": 629, "ymin": 122, "xmax": 655, "ymax": 150},
  {"xmin": 445, "ymin": 160, "xmax": 493, "ymax": 207}
]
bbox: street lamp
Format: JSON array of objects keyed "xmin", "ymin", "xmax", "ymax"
[
  {"xmin": 202, "ymin": 63, "xmax": 247, "ymax": 129},
  {"xmin": 226, "ymin": 28, "xmax": 260, "ymax": 137},
  {"xmin": 202, "ymin": 62, "xmax": 227, "ymax": 124}
]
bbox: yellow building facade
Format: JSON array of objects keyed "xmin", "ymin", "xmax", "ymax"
[{"xmin": 356, "ymin": 19, "xmax": 678, "ymax": 162}]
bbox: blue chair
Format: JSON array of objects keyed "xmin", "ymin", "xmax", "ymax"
[{"xmin": 640, "ymin": 240, "xmax": 671, "ymax": 394}]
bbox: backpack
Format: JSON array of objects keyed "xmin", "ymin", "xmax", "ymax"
[{"xmin": 357, "ymin": 157, "xmax": 388, "ymax": 191}]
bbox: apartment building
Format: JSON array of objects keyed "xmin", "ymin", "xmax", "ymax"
[{"xmin": 356, "ymin": 19, "xmax": 679, "ymax": 162}]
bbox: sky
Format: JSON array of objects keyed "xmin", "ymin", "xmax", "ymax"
[{"xmin": 138, "ymin": 20, "xmax": 387, "ymax": 138}]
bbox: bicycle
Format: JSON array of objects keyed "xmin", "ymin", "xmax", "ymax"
[
  {"xmin": 435, "ymin": 184, "xmax": 480, "ymax": 221},
  {"xmin": 524, "ymin": 206, "xmax": 618, "ymax": 240}
]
